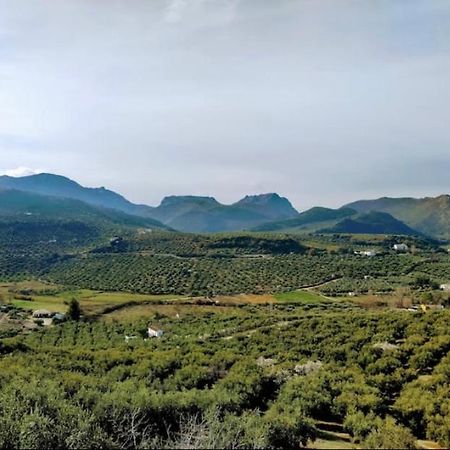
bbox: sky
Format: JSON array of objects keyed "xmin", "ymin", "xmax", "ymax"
[{"xmin": 0, "ymin": 0, "xmax": 449, "ymax": 210}]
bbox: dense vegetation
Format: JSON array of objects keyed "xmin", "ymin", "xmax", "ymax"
[
  {"xmin": 0, "ymin": 213, "xmax": 449, "ymax": 448},
  {"xmin": 2, "ymin": 227, "xmax": 449, "ymax": 298},
  {"xmin": 46, "ymin": 252, "xmax": 426, "ymax": 296},
  {"xmin": 0, "ymin": 307, "xmax": 448, "ymax": 448}
]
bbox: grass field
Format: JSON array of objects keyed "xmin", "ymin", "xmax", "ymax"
[
  {"xmin": 0, "ymin": 280, "xmax": 433, "ymax": 323},
  {"xmin": 0, "ymin": 281, "xmax": 187, "ymax": 315},
  {"xmin": 1, "ymin": 280, "xmax": 339, "ymax": 318},
  {"xmin": 274, "ymin": 290, "xmax": 331, "ymax": 303}
]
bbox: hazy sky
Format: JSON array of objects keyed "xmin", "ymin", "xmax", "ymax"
[{"xmin": 0, "ymin": 0, "xmax": 449, "ymax": 210}]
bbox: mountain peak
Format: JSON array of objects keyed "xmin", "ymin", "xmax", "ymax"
[
  {"xmin": 238, "ymin": 193, "xmax": 284, "ymax": 203},
  {"xmin": 234, "ymin": 193, "xmax": 298, "ymax": 220},
  {"xmin": 159, "ymin": 195, "xmax": 221, "ymax": 208}
]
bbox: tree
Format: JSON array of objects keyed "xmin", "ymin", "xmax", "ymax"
[
  {"xmin": 67, "ymin": 298, "xmax": 82, "ymax": 321},
  {"xmin": 363, "ymin": 417, "xmax": 416, "ymax": 449}
]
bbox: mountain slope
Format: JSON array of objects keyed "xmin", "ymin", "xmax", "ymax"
[
  {"xmin": 151, "ymin": 193, "xmax": 298, "ymax": 232},
  {"xmin": 253, "ymin": 207, "xmax": 356, "ymax": 232},
  {"xmin": 233, "ymin": 193, "xmax": 298, "ymax": 220},
  {"xmin": 0, "ymin": 173, "xmax": 155, "ymax": 217},
  {"xmin": 0, "ymin": 174, "xmax": 300, "ymax": 232},
  {"xmin": 345, "ymin": 195, "xmax": 450, "ymax": 239},
  {"xmin": 322, "ymin": 211, "xmax": 421, "ymax": 236},
  {"xmin": 0, "ymin": 189, "xmax": 169, "ymax": 231}
]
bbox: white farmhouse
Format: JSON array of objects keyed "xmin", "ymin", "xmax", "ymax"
[
  {"xmin": 355, "ymin": 250, "xmax": 377, "ymax": 257},
  {"xmin": 393, "ymin": 244, "xmax": 409, "ymax": 252},
  {"xmin": 148, "ymin": 327, "xmax": 163, "ymax": 338}
]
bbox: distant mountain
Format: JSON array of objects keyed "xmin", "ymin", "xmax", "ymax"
[
  {"xmin": 0, "ymin": 174, "xmax": 299, "ymax": 233},
  {"xmin": 322, "ymin": 211, "xmax": 420, "ymax": 236},
  {"xmin": 150, "ymin": 194, "xmax": 296, "ymax": 233},
  {"xmin": 152, "ymin": 196, "xmax": 221, "ymax": 223},
  {"xmin": 8, "ymin": 173, "xmax": 449, "ymax": 237},
  {"xmin": 0, "ymin": 189, "xmax": 169, "ymax": 231},
  {"xmin": 253, "ymin": 207, "xmax": 356, "ymax": 232},
  {"xmin": 233, "ymin": 193, "xmax": 298, "ymax": 220},
  {"xmin": 150, "ymin": 193, "xmax": 298, "ymax": 233},
  {"xmin": 345, "ymin": 195, "xmax": 450, "ymax": 239},
  {"xmin": 0, "ymin": 173, "xmax": 155, "ymax": 217}
]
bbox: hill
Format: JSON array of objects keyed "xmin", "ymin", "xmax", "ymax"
[
  {"xmin": 322, "ymin": 211, "xmax": 421, "ymax": 236},
  {"xmin": 252, "ymin": 207, "xmax": 356, "ymax": 232},
  {"xmin": 345, "ymin": 195, "xmax": 450, "ymax": 239},
  {"xmin": 0, "ymin": 189, "xmax": 170, "ymax": 280},
  {"xmin": 0, "ymin": 173, "xmax": 155, "ymax": 217},
  {"xmin": 0, "ymin": 189, "xmax": 169, "ymax": 232}
]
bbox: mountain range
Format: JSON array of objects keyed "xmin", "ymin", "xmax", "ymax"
[
  {"xmin": 0, "ymin": 174, "xmax": 298, "ymax": 233},
  {"xmin": 0, "ymin": 173, "xmax": 449, "ymax": 239}
]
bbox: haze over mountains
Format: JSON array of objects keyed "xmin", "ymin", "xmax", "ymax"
[
  {"xmin": 0, "ymin": 173, "xmax": 449, "ymax": 239},
  {"xmin": 0, "ymin": 174, "xmax": 298, "ymax": 233}
]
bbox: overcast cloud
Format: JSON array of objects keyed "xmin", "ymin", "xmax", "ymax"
[{"xmin": 0, "ymin": 0, "xmax": 449, "ymax": 210}]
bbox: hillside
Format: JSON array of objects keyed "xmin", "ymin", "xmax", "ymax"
[
  {"xmin": 253, "ymin": 207, "xmax": 356, "ymax": 232},
  {"xmin": 322, "ymin": 211, "xmax": 421, "ymax": 236},
  {"xmin": 0, "ymin": 189, "xmax": 170, "ymax": 280},
  {"xmin": 345, "ymin": 195, "xmax": 450, "ymax": 239},
  {"xmin": 0, "ymin": 173, "xmax": 155, "ymax": 217},
  {"xmin": 0, "ymin": 189, "xmax": 169, "ymax": 232}
]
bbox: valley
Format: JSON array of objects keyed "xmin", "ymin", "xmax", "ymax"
[{"xmin": 0, "ymin": 174, "xmax": 449, "ymax": 449}]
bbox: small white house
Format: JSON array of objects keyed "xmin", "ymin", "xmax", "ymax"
[
  {"xmin": 148, "ymin": 327, "xmax": 163, "ymax": 338},
  {"xmin": 440, "ymin": 284, "xmax": 450, "ymax": 292},
  {"xmin": 354, "ymin": 250, "xmax": 377, "ymax": 257},
  {"xmin": 393, "ymin": 244, "xmax": 409, "ymax": 252}
]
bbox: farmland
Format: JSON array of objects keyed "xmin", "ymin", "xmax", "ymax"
[
  {"xmin": 1, "ymin": 304, "xmax": 449, "ymax": 449},
  {"xmin": 0, "ymin": 230, "xmax": 449, "ymax": 449}
]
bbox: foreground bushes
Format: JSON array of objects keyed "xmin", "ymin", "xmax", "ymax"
[{"xmin": 0, "ymin": 309, "xmax": 449, "ymax": 448}]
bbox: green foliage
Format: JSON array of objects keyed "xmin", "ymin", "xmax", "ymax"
[
  {"xmin": 0, "ymin": 308, "xmax": 448, "ymax": 448},
  {"xmin": 45, "ymin": 251, "xmax": 423, "ymax": 296},
  {"xmin": 363, "ymin": 417, "xmax": 417, "ymax": 449},
  {"xmin": 67, "ymin": 298, "xmax": 82, "ymax": 321}
]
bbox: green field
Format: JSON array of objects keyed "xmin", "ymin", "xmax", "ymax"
[
  {"xmin": 1, "ymin": 281, "xmax": 187, "ymax": 315},
  {"xmin": 274, "ymin": 290, "xmax": 331, "ymax": 304}
]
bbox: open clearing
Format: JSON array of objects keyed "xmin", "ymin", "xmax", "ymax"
[{"xmin": 0, "ymin": 281, "xmax": 186, "ymax": 315}]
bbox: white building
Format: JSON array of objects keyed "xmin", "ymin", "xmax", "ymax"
[
  {"xmin": 148, "ymin": 327, "xmax": 163, "ymax": 338},
  {"xmin": 440, "ymin": 284, "xmax": 450, "ymax": 292},
  {"xmin": 393, "ymin": 244, "xmax": 409, "ymax": 252},
  {"xmin": 354, "ymin": 250, "xmax": 377, "ymax": 257}
]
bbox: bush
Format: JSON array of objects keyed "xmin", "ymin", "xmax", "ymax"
[{"xmin": 363, "ymin": 417, "xmax": 417, "ymax": 449}]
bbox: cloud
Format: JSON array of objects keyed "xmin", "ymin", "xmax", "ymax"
[
  {"xmin": 164, "ymin": 0, "xmax": 188, "ymax": 23},
  {"xmin": 164, "ymin": 0, "xmax": 239, "ymax": 25},
  {"xmin": 0, "ymin": 1, "xmax": 449, "ymax": 209},
  {"xmin": 1, "ymin": 167, "xmax": 42, "ymax": 177}
]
